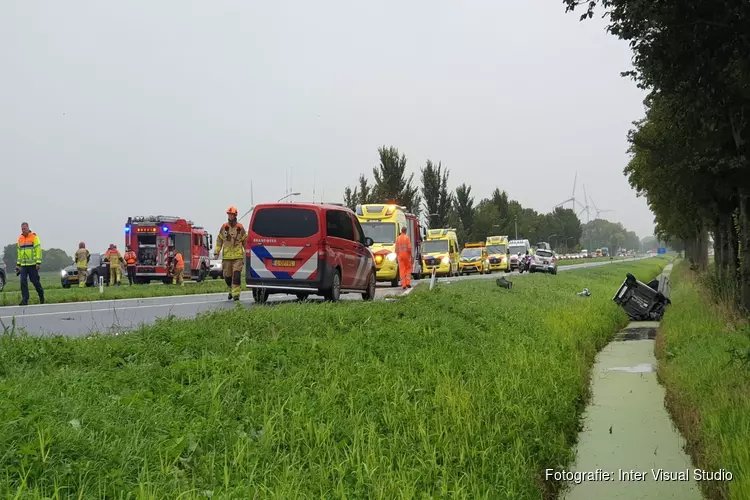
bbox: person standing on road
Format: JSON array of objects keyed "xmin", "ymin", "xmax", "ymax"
[
  {"xmin": 395, "ymin": 226, "xmax": 413, "ymax": 290},
  {"xmin": 214, "ymin": 206, "xmax": 247, "ymax": 301},
  {"xmin": 104, "ymin": 244, "xmax": 123, "ymax": 286},
  {"xmin": 74, "ymin": 242, "xmax": 90, "ymax": 288},
  {"xmin": 124, "ymin": 246, "xmax": 137, "ymax": 285},
  {"xmin": 16, "ymin": 222, "xmax": 45, "ymax": 305},
  {"xmin": 171, "ymin": 250, "xmax": 185, "ymax": 286}
]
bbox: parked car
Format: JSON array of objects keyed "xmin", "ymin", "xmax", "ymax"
[
  {"xmin": 529, "ymin": 248, "xmax": 558, "ymax": 274},
  {"xmin": 209, "ymin": 258, "xmax": 222, "ymax": 279},
  {"xmin": 245, "ymin": 203, "xmax": 377, "ymax": 303},
  {"xmin": 61, "ymin": 252, "xmax": 110, "ymax": 288},
  {"xmin": 0, "ymin": 262, "xmax": 6, "ymax": 292}
]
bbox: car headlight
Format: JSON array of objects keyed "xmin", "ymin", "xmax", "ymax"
[
  {"xmin": 441, "ymin": 257, "xmax": 450, "ymax": 264},
  {"xmin": 61, "ymin": 270, "xmax": 67, "ymax": 277},
  {"xmin": 386, "ymin": 252, "xmax": 397, "ymax": 261}
]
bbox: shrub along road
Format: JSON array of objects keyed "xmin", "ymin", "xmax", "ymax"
[
  {"xmin": 1, "ymin": 257, "xmax": 648, "ymax": 337},
  {"xmin": 0, "ymin": 257, "xmax": 666, "ymax": 498}
]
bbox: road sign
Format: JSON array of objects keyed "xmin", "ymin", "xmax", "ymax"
[{"xmin": 657, "ymin": 247, "xmax": 666, "ymax": 254}]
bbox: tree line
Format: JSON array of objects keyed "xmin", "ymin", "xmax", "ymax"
[
  {"xmin": 343, "ymin": 145, "xmax": 642, "ymax": 253},
  {"xmin": 561, "ymin": 0, "xmax": 750, "ymax": 310},
  {"xmin": 2, "ymin": 244, "xmax": 73, "ymax": 273}
]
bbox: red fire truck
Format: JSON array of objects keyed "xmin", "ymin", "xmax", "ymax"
[{"xmin": 124, "ymin": 215, "xmax": 212, "ymax": 284}]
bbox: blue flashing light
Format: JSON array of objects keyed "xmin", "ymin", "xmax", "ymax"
[
  {"xmin": 125, "ymin": 225, "xmax": 130, "ymax": 233},
  {"xmin": 162, "ymin": 226, "xmax": 169, "ymax": 233}
]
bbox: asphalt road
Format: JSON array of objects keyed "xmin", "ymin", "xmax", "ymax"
[{"xmin": 0, "ymin": 257, "xmax": 647, "ymax": 338}]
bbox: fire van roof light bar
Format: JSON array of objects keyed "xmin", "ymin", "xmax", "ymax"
[{"xmin": 128, "ymin": 215, "xmax": 194, "ymax": 224}]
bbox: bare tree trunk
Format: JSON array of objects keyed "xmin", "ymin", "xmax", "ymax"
[
  {"xmin": 726, "ymin": 209, "xmax": 739, "ymax": 287},
  {"xmin": 697, "ymin": 223, "xmax": 709, "ymax": 271},
  {"xmin": 739, "ymin": 191, "xmax": 750, "ymax": 312},
  {"xmin": 712, "ymin": 216, "xmax": 724, "ymax": 272}
]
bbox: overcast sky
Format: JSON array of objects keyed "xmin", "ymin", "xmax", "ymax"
[{"xmin": 1, "ymin": 0, "xmax": 653, "ymax": 257}]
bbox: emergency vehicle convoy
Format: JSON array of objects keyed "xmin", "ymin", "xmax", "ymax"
[
  {"xmin": 459, "ymin": 242, "xmax": 490, "ymax": 275},
  {"xmin": 421, "ymin": 228, "xmax": 460, "ymax": 277},
  {"xmin": 355, "ymin": 204, "xmax": 423, "ymax": 286},
  {"xmin": 485, "ymin": 235, "xmax": 511, "ymax": 273},
  {"xmin": 124, "ymin": 215, "xmax": 212, "ymax": 284}
]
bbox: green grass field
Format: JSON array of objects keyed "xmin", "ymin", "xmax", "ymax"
[
  {"xmin": 0, "ymin": 257, "xmax": 666, "ymax": 498},
  {"xmin": 0, "ymin": 257, "xmax": 636, "ymax": 307},
  {"xmin": 655, "ymin": 262, "xmax": 750, "ymax": 500}
]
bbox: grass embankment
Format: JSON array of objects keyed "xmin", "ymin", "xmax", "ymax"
[
  {"xmin": 0, "ymin": 273, "xmax": 235, "ymax": 307},
  {"xmin": 557, "ymin": 256, "xmax": 631, "ymax": 267},
  {"xmin": 656, "ymin": 261, "xmax": 750, "ymax": 500},
  {"xmin": 0, "ymin": 258, "xmax": 666, "ymax": 498}
]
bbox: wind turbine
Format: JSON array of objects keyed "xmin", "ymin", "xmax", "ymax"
[
  {"xmin": 577, "ymin": 184, "xmax": 591, "ymax": 223},
  {"xmin": 555, "ymin": 173, "xmax": 580, "ymax": 211},
  {"xmin": 588, "ymin": 194, "xmax": 613, "ymax": 219}
]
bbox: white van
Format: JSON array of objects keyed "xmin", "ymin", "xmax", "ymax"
[{"xmin": 508, "ymin": 239, "xmax": 532, "ymax": 270}]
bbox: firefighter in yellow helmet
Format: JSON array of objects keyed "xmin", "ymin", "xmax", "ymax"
[{"xmin": 214, "ymin": 206, "xmax": 247, "ymax": 301}]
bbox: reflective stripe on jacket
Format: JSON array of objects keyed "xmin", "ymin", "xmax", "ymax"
[
  {"xmin": 75, "ymin": 248, "xmax": 90, "ymax": 269},
  {"xmin": 216, "ymin": 222, "xmax": 247, "ymax": 260},
  {"xmin": 173, "ymin": 253, "xmax": 184, "ymax": 269},
  {"xmin": 395, "ymin": 234, "xmax": 412, "ymax": 255},
  {"xmin": 105, "ymin": 249, "xmax": 122, "ymax": 265},
  {"xmin": 17, "ymin": 233, "xmax": 42, "ymax": 266},
  {"xmin": 124, "ymin": 251, "xmax": 137, "ymax": 266}
]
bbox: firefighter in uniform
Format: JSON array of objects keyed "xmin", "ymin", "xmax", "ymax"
[
  {"xmin": 104, "ymin": 244, "xmax": 123, "ymax": 286},
  {"xmin": 74, "ymin": 242, "xmax": 91, "ymax": 288},
  {"xmin": 214, "ymin": 206, "xmax": 247, "ymax": 301},
  {"xmin": 16, "ymin": 222, "xmax": 45, "ymax": 306},
  {"xmin": 395, "ymin": 226, "xmax": 413, "ymax": 290},
  {"xmin": 171, "ymin": 250, "xmax": 185, "ymax": 286},
  {"xmin": 124, "ymin": 246, "xmax": 137, "ymax": 285}
]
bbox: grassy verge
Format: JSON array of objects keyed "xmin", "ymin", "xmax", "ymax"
[
  {"xmin": 0, "ymin": 258, "xmax": 666, "ymax": 498},
  {"xmin": 1, "ymin": 259, "xmax": 638, "ymax": 307},
  {"xmin": 0, "ymin": 275, "xmax": 236, "ymax": 306},
  {"xmin": 655, "ymin": 261, "xmax": 750, "ymax": 500},
  {"xmin": 557, "ymin": 256, "xmax": 631, "ymax": 267}
]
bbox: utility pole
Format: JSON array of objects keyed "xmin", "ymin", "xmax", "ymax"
[{"xmin": 514, "ymin": 215, "xmax": 518, "ymax": 240}]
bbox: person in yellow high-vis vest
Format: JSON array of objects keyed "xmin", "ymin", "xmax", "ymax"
[
  {"xmin": 214, "ymin": 206, "xmax": 247, "ymax": 301},
  {"xmin": 16, "ymin": 222, "xmax": 45, "ymax": 306}
]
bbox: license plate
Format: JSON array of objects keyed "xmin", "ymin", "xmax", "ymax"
[{"xmin": 272, "ymin": 259, "xmax": 295, "ymax": 267}]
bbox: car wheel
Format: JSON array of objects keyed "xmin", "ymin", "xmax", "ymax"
[
  {"xmin": 89, "ymin": 272, "xmax": 99, "ymax": 287},
  {"xmin": 362, "ymin": 271, "xmax": 376, "ymax": 301},
  {"xmin": 0, "ymin": 274, "xmax": 5, "ymax": 292},
  {"xmin": 296, "ymin": 293, "xmax": 309, "ymax": 301},
  {"xmin": 62, "ymin": 282, "xmax": 71, "ymax": 289},
  {"xmin": 390, "ymin": 267, "xmax": 399, "ymax": 287},
  {"xmin": 326, "ymin": 269, "xmax": 341, "ymax": 302},
  {"xmin": 252, "ymin": 288, "xmax": 268, "ymax": 304}
]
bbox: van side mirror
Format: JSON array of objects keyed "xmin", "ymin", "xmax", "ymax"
[{"xmin": 364, "ymin": 237, "xmax": 374, "ymax": 247}]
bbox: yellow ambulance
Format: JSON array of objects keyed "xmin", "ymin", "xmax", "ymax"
[
  {"xmin": 459, "ymin": 242, "xmax": 490, "ymax": 275},
  {"xmin": 485, "ymin": 235, "xmax": 511, "ymax": 273},
  {"xmin": 421, "ymin": 228, "xmax": 460, "ymax": 277},
  {"xmin": 356, "ymin": 203, "xmax": 422, "ymax": 286}
]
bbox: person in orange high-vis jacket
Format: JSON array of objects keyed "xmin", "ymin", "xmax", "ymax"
[
  {"xmin": 123, "ymin": 246, "xmax": 137, "ymax": 285},
  {"xmin": 171, "ymin": 251, "xmax": 185, "ymax": 286},
  {"xmin": 395, "ymin": 226, "xmax": 412, "ymax": 289}
]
